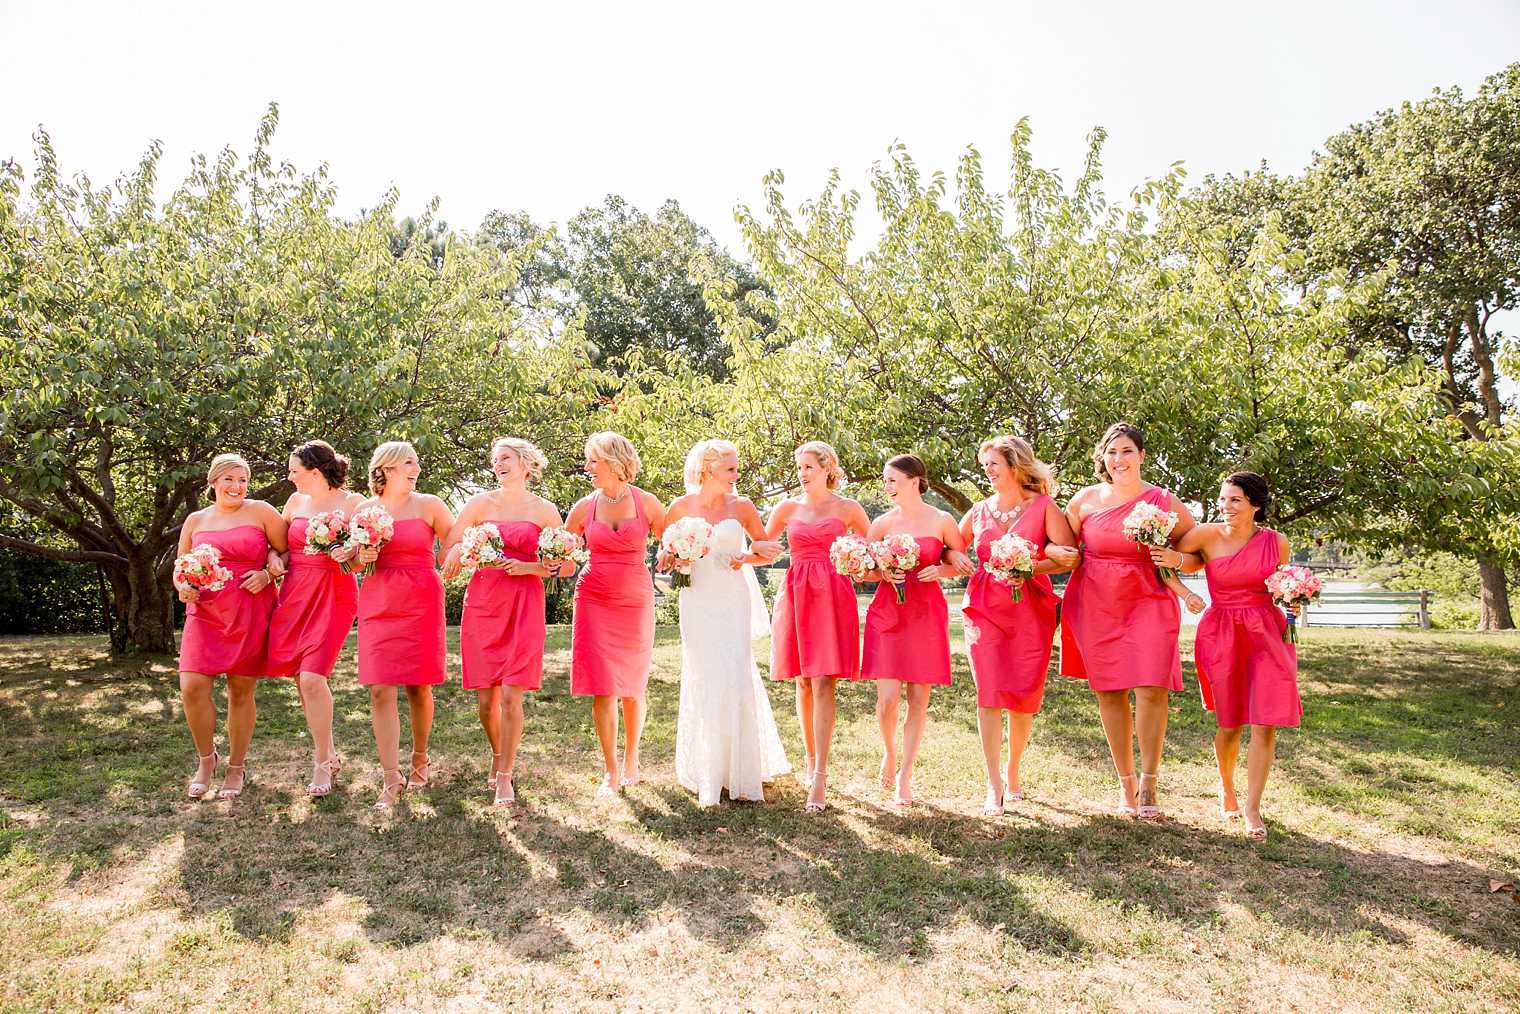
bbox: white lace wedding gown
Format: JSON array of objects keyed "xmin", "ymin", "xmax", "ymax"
[{"xmin": 675, "ymin": 518, "xmax": 791, "ymax": 806}]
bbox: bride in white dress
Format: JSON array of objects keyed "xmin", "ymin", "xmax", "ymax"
[{"xmin": 661, "ymin": 440, "xmax": 791, "ymax": 807}]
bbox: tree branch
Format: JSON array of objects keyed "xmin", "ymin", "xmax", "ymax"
[{"xmin": 0, "ymin": 533, "xmax": 127, "ymax": 567}]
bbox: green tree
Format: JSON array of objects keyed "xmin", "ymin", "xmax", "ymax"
[{"xmin": 0, "ymin": 106, "xmax": 589, "ymax": 654}]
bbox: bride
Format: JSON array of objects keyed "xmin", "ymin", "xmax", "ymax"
[{"xmin": 661, "ymin": 439, "xmax": 791, "ymax": 806}]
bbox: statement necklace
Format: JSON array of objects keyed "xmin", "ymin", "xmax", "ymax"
[{"xmin": 986, "ymin": 494, "xmax": 1030, "ymax": 528}]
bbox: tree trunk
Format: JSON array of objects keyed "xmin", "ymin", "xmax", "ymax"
[
  {"xmin": 929, "ymin": 478, "xmax": 972, "ymax": 514},
  {"xmin": 108, "ymin": 553, "xmax": 178, "ymax": 654},
  {"xmin": 1477, "ymin": 552, "xmax": 1515, "ymax": 631}
]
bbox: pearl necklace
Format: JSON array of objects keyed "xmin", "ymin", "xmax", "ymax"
[
  {"xmin": 986, "ymin": 494, "xmax": 1029, "ymax": 528},
  {"xmin": 600, "ymin": 486, "xmax": 630, "ymax": 505}
]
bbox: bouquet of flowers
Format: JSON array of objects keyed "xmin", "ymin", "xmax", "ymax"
[
  {"xmin": 662, "ymin": 516, "xmax": 716, "ymax": 588},
  {"xmin": 302, "ymin": 510, "xmax": 350, "ymax": 558},
  {"xmin": 829, "ymin": 533, "xmax": 876, "ymax": 582},
  {"xmin": 871, "ymin": 532, "xmax": 922, "ymax": 604},
  {"xmin": 537, "ymin": 526, "xmax": 587, "ymax": 591},
  {"xmin": 986, "ymin": 532, "xmax": 1037, "ymax": 603},
  {"xmin": 173, "ymin": 544, "xmax": 234, "ymax": 595},
  {"xmin": 458, "ymin": 522, "xmax": 507, "ymax": 571},
  {"xmin": 1122, "ymin": 501, "xmax": 1179, "ymax": 579},
  {"xmin": 1265, "ymin": 565, "xmax": 1322, "ymax": 644},
  {"xmin": 346, "ymin": 505, "xmax": 396, "ymax": 577}
]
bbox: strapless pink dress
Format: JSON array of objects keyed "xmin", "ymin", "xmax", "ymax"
[
  {"xmin": 770, "ymin": 516, "xmax": 862, "ymax": 681},
  {"xmin": 461, "ymin": 520, "xmax": 546, "ymax": 691},
  {"xmin": 961, "ymin": 497, "xmax": 1059, "ymax": 712},
  {"xmin": 862, "ymin": 536, "xmax": 950, "ymax": 684},
  {"xmin": 357, "ymin": 518, "xmax": 446, "ymax": 686},
  {"xmin": 1060, "ymin": 487, "xmax": 1183, "ymax": 692},
  {"xmin": 1194, "ymin": 528, "xmax": 1302, "ymax": 727},
  {"xmin": 571, "ymin": 494, "xmax": 655, "ymax": 698},
  {"xmin": 267, "ymin": 517, "xmax": 358, "ymax": 678},
  {"xmin": 178, "ymin": 525, "xmax": 276, "ymax": 677}
]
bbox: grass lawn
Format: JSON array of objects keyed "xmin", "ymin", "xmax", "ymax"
[{"xmin": 1, "ymin": 625, "xmax": 1517, "ymax": 1011}]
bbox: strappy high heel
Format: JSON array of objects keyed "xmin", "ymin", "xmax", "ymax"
[
  {"xmin": 493, "ymin": 775, "xmax": 516, "ymax": 808},
  {"xmin": 188, "ymin": 749, "xmax": 220, "ymax": 799},
  {"xmin": 1115, "ymin": 773, "xmax": 1138, "ymax": 816},
  {"xmin": 374, "ymin": 773, "xmax": 406, "ymax": 813},
  {"xmin": 1137, "ymin": 772, "xmax": 1162, "ymax": 821},
  {"xmin": 308, "ymin": 758, "xmax": 339, "ymax": 798},
  {"xmin": 486, "ymin": 752, "xmax": 503, "ymax": 790},
  {"xmin": 217, "ymin": 764, "xmax": 248, "ymax": 801},
  {"xmin": 1218, "ymin": 785, "xmax": 1241, "ymax": 820},
  {"xmin": 406, "ymin": 750, "xmax": 430, "ymax": 790},
  {"xmin": 983, "ymin": 786, "xmax": 1005, "ymax": 817}
]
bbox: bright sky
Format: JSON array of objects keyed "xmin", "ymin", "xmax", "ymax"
[{"xmin": 5, "ymin": 0, "xmax": 1518, "ymax": 254}]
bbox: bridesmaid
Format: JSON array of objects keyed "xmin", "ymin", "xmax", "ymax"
[
  {"xmin": 861, "ymin": 454, "xmax": 973, "ymax": 807},
  {"xmin": 564, "ymin": 431, "xmax": 666, "ymax": 797},
  {"xmin": 958, "ymin": 436, "xmax": 1076, "ymax": 815},
  {"xmin": 176, "ymin": 453, "xmax": 286, "ymax": 801},
  {"xmin": 354, "ymin": 440, "xmax": 453, "ymax": 812},
  {"xmin": 267, "ymin": 439, "xmax": 363, "ymax": 797},
  {"xmin": 1059, "ymin": 422, "xmax": 1204, "ymax": 820},
  {"xmin": 442, "ymin": 437, "xmax": 569, "ymax": 808},
  {"xmin": 1173, "ymin": 472, "xmax": 1301, "ymax": 839},
  {"xmin": 765, "ymin": 440, "xmax": 871, "ymax": 812}
]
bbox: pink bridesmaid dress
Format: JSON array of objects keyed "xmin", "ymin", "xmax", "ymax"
[
  {"xmin": 357, "ymin": 518, "xmax": 446, "ymax": 686},
  {"xmin": 862, "ymin": 536, "xmax": 951, "ymax": 684},
  {"xmin": 1060, "ymin": 487, "xmax": 1183, "ymax": 691},
  {"xmin": 1194, "ymin": 528, "xmax": 1302, "ymax": 727},
  {"xmin": 770, "ymin": 516, "xmax": 861, "ymax": 681},
  {"xmin": 267, "ymin": 517, "xmax": 359, "ymax": 678},
  {"xmin": 961, "ymin": 497, "xmax": 1060, "ymax": 712},
  {"xmin": 570, "ymin": 494, "xmax": 655, "ymax": 698},
  {"xmin": 178, "ymin": 525, "xmax": 277, "ymax": 677},
  {"xmin": 461, "ymin": 520, "xmax": 546, "ymax": 691}
]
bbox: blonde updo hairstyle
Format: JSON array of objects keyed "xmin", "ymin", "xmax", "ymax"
[
  {"xmin": 368, "ymin": 440, "xmax": 418, "ymax": 496},
  {"xmin": 204, "ymin": 453, "xmax": 251, "ymax": 502},
  {"xmin": 1091, "ymin": 422, "xmax": 1146, "ymax": 483},
  {"xmin": 491, "ymin": 437, "xmax": 547, "ymax": 481},
  {"xmin": 684, "ymin": 439, "xmax": 739, "ymax": 494},
  {"xmin": 584, "ymin": 431, "xmax": 641, "ymax": 482},
  {"xmin": 979, "ymin": 435, "xmax": 1054, "ymax": 495},
  {"xmin": 795, "ymin": 440, "xmax": 845, "ymax": 490}
]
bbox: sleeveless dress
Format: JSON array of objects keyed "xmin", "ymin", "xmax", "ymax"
[
  {"xmin": 675, "ymin": 518, "xmax": 791, "ymax": 805},
  {"xmin": 770, "ymin": 516, "xmax": 862, "ymax": 681},
  {"xmin": 267, "ymin": 516, "xmax": 359, "ymax": 678},
  {"xmin": 961, "ymin": 497, "xmax": 1060, "ymax": 712},
  {"xmin": 178, "ymin": 525, "xmax": 276, "ymax": 677},
  {"xmin": 357, "ymin": 518, "xmax": 446, "ymax": 686},
  {"xmin": 1060, "ymin": 487, "xmax": 1183, "ymax": 691},
  {"xmin": 461, "ymin": 520, "xmax": 546, "ymax": 691},
  {"xmin": 570, "ymin": 493, "xmax": 655, "ymax": 698},
  {"xmin": 862, "ymin": 536, "xmax": 951, "ymax": 684},
  {"xmin": 1194, "ymin": 528, "xmax": 1302, "ymax": 728}
]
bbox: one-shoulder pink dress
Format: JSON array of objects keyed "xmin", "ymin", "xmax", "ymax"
[
  {"xmin": 571, "ymin": 494, "xmax": 655, "ymax": 698},
  {"xmin": 267, "ymin": 517, "xmax": 359, "ymax": 678},
  {"xmin": 1194, "ymin": 528, "xmax": 1302, "ymax": 728},
  {"xmin": 770, "ymin": 516, "xmax": 862, "ymax": 681},
  {"xmin": 961, "ymin": 497, "xmax": 1060, "ymax": 712},
  {"xmin": 357, "ymin": 518, "xmax": 446, "ymax": 686},
  {"xmin": 461, "ymin": 520, "xmax": 546, "ymax": 691},
  {"xmin": 1060, "ymin": 487, "xmax": 1183, "ymax": 692},
  {"xmin": 178, "ymin": 525, "xmax": 276, "ymax": 677},
  {"xmin": 862, "ymin": 536, "xmax": 951, "ymax": 685}
]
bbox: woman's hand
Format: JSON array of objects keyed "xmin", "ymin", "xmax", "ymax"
[
  {"xmin": 655, "ymin": 548, "xmax": 674, "ymax": 573},
  {"xmin": 1183, "ymin": 590, "xmax": 1206, "ymax": 614},
  {"xmin": 357, "ymin": 547, "xmax": 379, "ymax": 567},
  {"xmin": 441, "ymin": 545, "xmax": 464, "ymax": 581},
  {"xmin": 240, "ymin": 568, "xmax": 274, "ymax": 594},
  {"xmin": 750, "ymin": 540, "xmax": 783, "ymax": 563},
  {"xmin": 945, "ymin": 550, "xmax": 975, "ymax": 576},
  {"xmin": 1045, "ymin": 545, "xmax": 1080, "ymax": 569},
  {"xmin": 177, "ymin": 586, "xmax": 199, "ymax": 604},
  {"xmin": 553, "ymin": 560, "xmax": 577, "ymax": 578},
  {"xmin": 1288, "ymin": 603, "xmax": 1302, "ymax": 617},
  {"xmin": 1150, "ymin": 546, "xmax": 1184, "ymax": 570},
  {"xmin": 265, "ymin": 551, "xmax": 287, "ymax": 579},
  {"xmin": 329, "ymin": 544, "xmax": 359, "ymax": 564},
  {"xmin": 917, "ymin": 565, "xmax": 947, "ymax": 582}
]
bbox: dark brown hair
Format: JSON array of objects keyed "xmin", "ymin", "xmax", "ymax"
[
  {"xmin": 292, "ymin": 440, "xmax": 350, "ymax": 490},
  {"xmin": 886, "ymin": 453, "xmax": 929, "ymax": 494},
  {"xmin": 1092, "ymin": 422, "xmax": 1146, "ymax": 482},
  {"xmin": 1222, "ymin": 471, "xmax": 1270, "ymax": 522}
]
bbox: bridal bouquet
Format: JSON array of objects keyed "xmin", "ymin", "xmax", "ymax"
[
  {"xmin": 1121, "ymin": 501, "xmax": 1179, "ymax": 579},
  {"xmin": 173, "ymin": 544, "xmax": 234, "ymax": 595},
  {"xmin": 871, "ymin": 532, "xmax": 921, "ymax": 604},
  {"xmin": 662, "ymin": 516, "xmax": 716, "ymax": 588},
  {"xmin": 537, "ymin": 526, "xmax": 587, "ymax": 590},
  {"xmin": 302, "ymin": 510, "xmax": 350, "ymax": 557},
  {"xmin": 986, "ymin": 532, "xmax": 1037, "ymax": 603},
  {"xmin": 346, "ymin": 505, "xmax": 396, "ymax": 577},
  {"xmin": 829, "ymin": 533, "xmax": 875, "ymax": 582},
  {"xmin": 1265, "ymin": 565, "xmax": 1322, "ymax": 644},
  {"xmin": 458, "ymin": 522, "xmax": 507, "ymax": 571}
]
